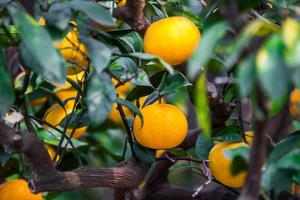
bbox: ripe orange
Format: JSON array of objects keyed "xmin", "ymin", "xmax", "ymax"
[
  {"xmin": 56, "ymin": 27, "xmax": 89, "ymax": 75},
  {"xmin": 44, "ymin": 100, "xmax": 87, "ymax": 139},
  {"xmin": 0, "ymin": 179, "xmax": 42, "ymax": 200},
  {"xmin": 39, "ymin": 18, "xmax": 89, "ymax": 75},
  {"xmin": 245, "ymin": 131, "xmax": 254, "ymax": 145},
  {"xmin": 112, "ymin": 78, "xmax": 133, "ymax": 95},
  {"xmin": 289, "ymin": 89, "xmax": 300, "ymax": 119},
  {"xmin": 144, "ymin": 16, "xmax": 200, "ymax": 65},
  {"xmin": 55, "ymin": 71, "xmax": 85, "ymax": 90},
  {"xmin": 156, "ymin": 150, "xmax": 165, "ymax": 158},
  {"xmin": 117, "ymin": 0, "xmax": 126, "ymax": 7},
  {"xmin": 133, "ymin": 104, "xmax": 188, "ymax": 149},
  {"xmin": 208, "ymin": 142, "xmax": 248, "ymax": 188},
  {"xmin": 46, "ymin": 145, "xmax": 60, "ymax": 162},
  {"xmin": 55, "ymin": 89, "xmax": 78, "ymax": 102}
]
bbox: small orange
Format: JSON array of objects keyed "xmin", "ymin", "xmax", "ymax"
[
  {"xmin": 245, "ymin": 131, "xmax": 254, "ymax": 145},
  {"xmin": 46, "ymin": 145, "xmax": 60, "ymax": 162},
  {"xmin": 144, "ymin": 16, "xmax": 200, "ymax": 65},
  {"xmin": 133, "ymin": 104, "xmax": 188, "ymax": 149},
  {"xmin": 0, "ymin": 179, "xmax": 42, "ymax": 200},
  {"xmin": 289, "ymin": 89, "xmax": 300, "ymax": 119},
  {"xmin": 55, "ymin": 71, "xmax": 85, "ymax": 90},
  {"xmin": 209, "ymin": 142, "xmax": 248, "ymax": 188},
  {"xmin": 117, "ymin": 0, "xmax": 126, "ymax": 7},
  {"xmin": 112, "ymin": 78, "xmax": 133, "ymax": 95}
]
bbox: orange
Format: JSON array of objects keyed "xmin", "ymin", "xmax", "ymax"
[
  {"xmin": 289, "ymin": 89, "xmax": 300, "ymax": 119},
  {"xmin": 133, "ymin": 104, "xmax": 188, "ymax": 149},
  {"xmin": 55, "ymin": 89, "xmax": 78, "ymax": 102},
  {"xmin": 245, "ymin": 131, "xmax": 254, "ymax": 145},
  {"xmin": 39, "ymin": 18, "xmax": 89, "ymax": 75},
  {"xmin": 112, "ymin": 78, "xmax": 133, "ymax": 95},
  {"xmin": 156, "ymin": 150, "xmax": 165, "ymax": 158},
  {"xmin": 46, "ymin": 145, "xmax": 60, "ymax": 162},
  {"xmin": 108, "ymin": 94, "xmax": 133, "ymax": 125},
  {"xmin": 43, "ymin": 100, "xmax": 87, "ymax": 139},
  {"xmin": 208, "ymin": 142, "xmax": 248, "ymax": 188},
  {"xmin": 0, "ymin": 179, "xmax": 42, "ymax": 200},
  {"xmin": 56, "ymin": 27, "xmax": 89, "ymax": 75},
  {"xmin": 55, "ymin": 71, "xmax": 85, "ymax": 90},
  {"xmin": 144, "ymin": 16, "xmax": 200, "ymax": 65},
  {"xmin": 117, "ymin": 0, "xmax": 126, "ymax": 7}
]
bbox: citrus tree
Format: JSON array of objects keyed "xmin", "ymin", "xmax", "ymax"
[{"xmin": 0, "ymin": 0, "xmax": 300, "ymax": 199}]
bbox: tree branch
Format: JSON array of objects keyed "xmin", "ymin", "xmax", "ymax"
[{"xmin": 113, "ymin": 0, "xmax": 150, "ymax": 35}]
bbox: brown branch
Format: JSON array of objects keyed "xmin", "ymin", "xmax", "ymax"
[
  {"xmin": 113, "ymin": 0, "xmax": 150, "ymax": 35},
  {"xmin": 238, "ymin": 87, "xmax": 269, "ymax": 200},
  {"xmin": 0, "ymin": 121, "xmax": 148, "ymax": 193}
]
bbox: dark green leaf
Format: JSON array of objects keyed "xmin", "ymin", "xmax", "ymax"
[
  {"xmin": 60, "ymin": 111, "xmax": 89, "ymax": 129},
  {"xmin": 0, "ymin": 49, "xmax": 14, "ymax": 118},
  {"xmin": 213, "ymin": 125, "xmax": 243, "ymax": 142},
  {"xmin": 131, "ymin": 69, "xmax": 153, "ymax": 87},
  {"xmin": 116, "ymin": 97, "xmax": 143, "ymax": 123},
  {"xmin": 67, "ymin": 0, "xmax": 114, "ymax": 26},
  {"xmin": 188, "ymin": 22, "xmax": 228, "ymax": 79},
  {"xmin": 132, "ymin": 143, "xmax": 156, "ymax": 164},
  {"xmin": 195, "ymin": 134, "xmax": 214, "ymax": 160},
  {"xmin": 80, "ymin": 36, "xmax": 112, "ymax": 74},
  {"xmin": 8, "ymin": 3, "xmax": 66, "ymax": 84},
  {"xmin": 237, "ymin": 55, "xmax": 256, "ymax": 97},
  {"xmin": 87, "ymin": 73, "xmax": 116, "ymax": 125},
  {"xmin": 129, "ymin": 52, "xmax": 174, "ymax": 74},
  {"xmin": 158, "ymin": 71, "xmax": 192, "ymax": 94}
]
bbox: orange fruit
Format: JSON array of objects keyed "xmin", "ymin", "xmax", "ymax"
[
  {"xmin": 46, "ymin": 145, "xmax": 60, "ymax": 162},
  {"xmin": 133, "ymin": 104, "xmax": 188, "ymax": 149},
  {"xmin": 55, "ymin": 71, "xmax": 85, "ymax": 90},
  {"xmin": 0, "ymin": 179, "xmax": 42, "ymax": 200},
  {"xmin": 112, "ymin": 78, "xmax": 133, "ymax": 95},
  {"xmin": 144, "ymin": 16, "xmax": 200, "ymax": 65},
  {"xmin": 43, "ymin": 100, "xmax": 87, "ymax": 139},
  {"xmin": 156, "ymin": 150, "xmax": 165, "ymax": 158},
  {"xmin": 39, "ymin": 18, "xmax": 89, "ymax": 75},
  {"xmin": 117, "ymin": 0, "xmax": 126, "ymax": 7},
  {"xmin": 208, "ymin": 142, "xmax": 248, "ymax": 188},
  {"xmin": 245, "ymin": 131, "xmax": 254, "ymax": 145},
  {"xmin": 289, "ymin": 89, "xmax": 300, "ymax": 119},
  {"xmin": 55, "ymin": 89, "xmax": 78, "ymax": 102}
]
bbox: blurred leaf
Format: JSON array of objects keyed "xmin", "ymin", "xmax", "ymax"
[
  {"xmin": 195, "ymin": 71, "xmax": 211, "ymax": 137},
  {"xmin": 0, "ymin": 49, "xmax": 14, "ymax": 118},
  {"xmin": 132, "ymin": 143, "xmax": 156, "ymax": 164},
  {"xmin": 237, "ymin": 55, "xmax": 256, "ymax": 97},
  {"xmin": 168, "ymin": 148, "xmax": 188, "ymax": 157},
  {"xmin": 195, "ymin": 133, "xmax": 213, "ymax": 159},
  {"xmin": 8, "ymin": 3, "xmax": 66, "ymax": 84},
  {"xmin": 131, "ymin": 69, "xmax": 153, "ymax": 87},
  {"xmin": 129, "ymin": 52, "xmax": 174, "ymax": 74},
  {"xmin": 87, "ymin": 73, "xmax": 116, "ymax": 125},
  {"xmin": 213, "ymin": 125, "xmax": 243, "ymax": 142},
  {"xmin": 237, "ymin": 0, "xmax": 263, "ymax": 11},
  {"xmin": 38, "ymin": 129, "xmax": 88, "ymax": 149},
  {"xmin": 256, "ymin": 35, "xmax": 289, "ymax": 100},
  {"xmin": 268, "ymin": 92, "xmax": 288, "ymax": 117},
  {"xmin": 226, "ymin": 20, "xmax": 278, "ymax": 68},
  {"xmin": 80, "ymin": 36, "xmax": 112, "ymax": 74},
  {"xmin": 60, "ymin": 111, "xmax": 89, "ymax": 129},
  {"xmin": 158, "ymin": 71, "xmax": 192, "ymax": 95},
  {"xmin": 276, "ymin": 149, "xmax": 300, "ymax": 170},
  {"xmin": 67, "ymin": 0, "xmax": 114, "ymax": 26},
  {"xmin": 0, "ymin": 25, "xmax": 19, "ymax": 45},
  {"xmin": 225, "ymin": 146, "xmax": 250, "ymax": 160},
  {"xmin": 43, "ymin": 3, "xmax": 72, "ymax": 30},
  {"xmin": 188, "ymin": 22, "xmax": 228, "ymax": 79}
]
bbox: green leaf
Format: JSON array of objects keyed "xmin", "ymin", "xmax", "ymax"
[
  {"xmin": 187, "ymin": 22, "xmax": 228, "ymax": 79},
  {"xmin": 213, "ymin": 125, "xmax": 243, "ymax": 142},
  {"xmin": 129, "ymin": 52, "xmax": 174, "ymax": 74},
  {"xmin": 237, "ymin": 55, "xmax": 256, "ymax": 98},
  {"xmin": 256, "ymin": 35, "xmax": 289, "ymax": 100},
  {"xmin": 195, "ymin": 134, "xmax": 214, "ymax": 160},
  {"xmin": 8, "ymin": 3, "xmax": 66, "ymax": 84},
  {"xmin": 131, "ymin": 69, "xmax": 153, "ymax": 87},
  {"xmin": 0, "ymin": 49, "xmax": 14, "ymax": 118},
  {"xmin": 67, "ymin": 0, "xmax": 114, "ymax": 26},
  {"xmin": 0, "ymin": 25, "xmax": 19, "ymax": 45},
  {"xmin": 195, "ymin": 71, "xmax": 211, "ymax": 137},
  {"xmin": 60, "ymin": 111, "xmax": 89, "ymax": 129},
  {"xmin": 87, "ymin": 73, "xmax": 116, "ymax": 125},
  {"xmin": 268, "ymin": 92, "xmax": 289, "ymax": 117},
  {"xmin": 115, "ymin": 97, "xmax": 143, "ymax": 123},
  {"xmin": 132, "ymin": 143, "xmax": 156, "ymax": 164},
  {"xmin": 158, "ymin": 71, "xmax": 192, "ymax": 95},
  {"xmin": 80, "ymin": 36, "xmax": 112, "ymax": 74},
  {"xmin": 276, "ymin": 149, "xmax": 300, "ymax": 170}
]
